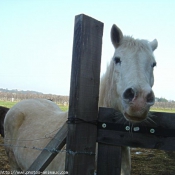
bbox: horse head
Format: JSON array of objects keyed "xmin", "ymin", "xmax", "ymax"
[{"xmin": 100, "ymin": 24, "xmax": 158, "ymax": 123}]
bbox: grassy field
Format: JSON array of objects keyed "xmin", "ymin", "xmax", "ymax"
[
  {"xmin": 58, "ymin": 105, "xmax": 68, "ymax": 111},
  {"xmin": 0, "ymin": 100, "xmax": 68, "ymax": 111},
  {"xmin": 0, "ymin": 101, "xmax": 16, "ymax": 108},
  {"xmin": 151, "ymin": 108, "xmax": 175, "ymax": 113}
]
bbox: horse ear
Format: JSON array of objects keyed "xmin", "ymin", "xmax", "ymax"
[
  {"xmin": 150, "ymin": 39, "xmax": 158, "ymax": 51},
  {"xmin": 111, "ymin": 24, "xmax": 123, "ymax": 48}
]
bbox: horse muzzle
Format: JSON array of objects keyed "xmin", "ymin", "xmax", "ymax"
[{"xmin": 122, "ymin": 86, "xmax": 155, "ymax": 123}]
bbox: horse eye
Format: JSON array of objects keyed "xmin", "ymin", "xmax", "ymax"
[
  {"xmin": 114, "ymin": 57, "xmax": 121, "ymax": 64},
  {"xmin": 152, "ymin": 62, "xmax": 157, "ymax": 68}
]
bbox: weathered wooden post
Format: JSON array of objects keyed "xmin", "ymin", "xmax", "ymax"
[
  {"xmin": 97, "ymin": 108, "xmax": 122, "ymax": 175},
  {"xmin": 65, "ymin": 14, "xmax": 103, "ymax": 175}
]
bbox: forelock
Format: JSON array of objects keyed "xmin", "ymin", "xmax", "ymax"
[{"xmin": 119, "ymin": 36, "xmax": 152, "ymax": 53}]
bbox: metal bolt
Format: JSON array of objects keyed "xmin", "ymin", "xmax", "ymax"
[
  {"xmin": 150, "ymin": 128, "xmax": 155, "ymax": 133},
  {"xmin": 125, "ymin": 126, "xmax": 130, "ymax": 131},
  {"xmin": 133, "ymin": 127, "xmax": 140, "ymax": 132},
  {"xmin": 102, "ymin": 123, "xmax": 106, "ymax": 128}
]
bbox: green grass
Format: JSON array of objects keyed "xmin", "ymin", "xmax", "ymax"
[
  {"xmin": 0, "ymin": 101, "xmax": 17, "ymax": 108},
  {"xmin": 151, "ymin": 108, "xmax": 175, "ymax": 113},
  {"xmin": 0, "ymin": 100, "xmax": 69, "ymax": 111},
  {"xmin": 58, "ymin": 105, "xmax": 68, "ymax": 111}
]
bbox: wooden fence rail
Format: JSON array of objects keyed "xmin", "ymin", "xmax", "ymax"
[{"xmin": 97, "ymin": 107, "xmax": 175, "ymax": 175}]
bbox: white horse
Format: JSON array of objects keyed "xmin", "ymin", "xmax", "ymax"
[{"xmin": 4, "ymin": 24, "xmax": 158, "ymax": 175}]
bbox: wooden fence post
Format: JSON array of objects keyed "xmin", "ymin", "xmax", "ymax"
[
  {"xmin": 97, "ymin": 143, "xmax": 122, "ymax": 175},
  {"xmin": 65, "ymin": 14, "xmax": 103, "ymax": 175}
]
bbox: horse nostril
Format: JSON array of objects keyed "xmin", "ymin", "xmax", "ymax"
[
  {"xmin": 146, "ymin": 91, "xmax": 155, "ymax": 104},
  {"xmin": 123, "ymin": 88, "xmax": 135, "ymax": 101}
]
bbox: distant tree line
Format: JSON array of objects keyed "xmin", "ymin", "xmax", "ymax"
[
  {"xmin": 0, "ymin": 91, "xmax": 69, "ymax": 105},
  {"xmin": 153, "ymin": 101, "xmax": 175, "ymax": 110},
  {"xmin": 0, "ymin": 89, "xmax": 175, "ymax": 110},
  {"xmin": 155, "ymin": 97, "xmax": 169, "ymax": 102},
  {"xmin": 152, "ymin": 97, "xmax": 175, "ymax": 109}
]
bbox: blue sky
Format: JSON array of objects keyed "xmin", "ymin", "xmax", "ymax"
[{"xmin": 0, "ymin": 0, "xmax": 175, "ymax": 100}]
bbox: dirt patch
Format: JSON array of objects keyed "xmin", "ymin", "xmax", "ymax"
[
  {"xmin": 131, "ymin": 148, "xmax": 175, "ymax": 175},
  {"xmin": 0, "ymin": 136, "xmax": 10, "ymax": 171},
  {"xmin": 0, "ymin": 135, "xmax": 175, "ymax": 174}
]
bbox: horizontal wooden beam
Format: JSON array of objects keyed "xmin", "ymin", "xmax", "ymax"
[{"xmin": 97, "ymin": 107, "xmax": 175, "ymax": 151}]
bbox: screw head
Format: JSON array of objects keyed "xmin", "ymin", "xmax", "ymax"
[
  {"xmin": 125, "ymin": 126, "xmax": 130, "ymax": 131},
  {"xmin": 133, "ymin": 127, "xmax": 140, "ymax": 132},
  {"xmin": 150, "ymin": 128, "xmax": 155, "ymax": 133},
  {"xmin": 102, "ymin": 123, "xmax": 106, "ymax": 128}
]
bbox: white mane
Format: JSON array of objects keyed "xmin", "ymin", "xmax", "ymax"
[{"xmin": 120, "ymin": 36, "xmax": 153, "ymax": 52}]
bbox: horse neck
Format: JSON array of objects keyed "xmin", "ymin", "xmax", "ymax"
[{"xmin": 98, "ymin": 61, "xmax": 119, "ymax": 109}]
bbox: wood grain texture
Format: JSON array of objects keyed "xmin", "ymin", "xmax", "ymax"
[
  {"xmin": 97, "ymin": 143, "xmax": 121, "ymax": 175},
  {"xmin": 65, "ymin": 14, "xmax": 103, "ymax": 175},
  {"xmin": 97, "ymin": 107, "xmax": 175, "ymax": 151}
]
